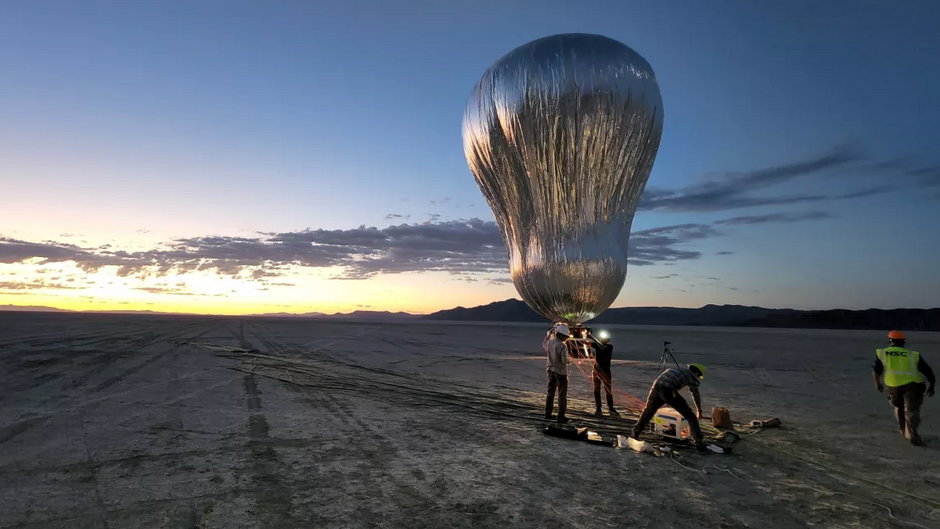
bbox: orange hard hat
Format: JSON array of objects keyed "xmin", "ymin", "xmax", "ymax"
[{"xmin": 888, "ymin": 330, "xmax": 906, "ymax": 340}]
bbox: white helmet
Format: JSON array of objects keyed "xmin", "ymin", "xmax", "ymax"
[{"xmin": 554, "ymin": 324, "xmax": 570, "ymax": 337}]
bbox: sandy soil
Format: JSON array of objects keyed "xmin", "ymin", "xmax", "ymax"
[{"xmin": 1, "ymin": 312, "xmax": 938, "ymax": 528}]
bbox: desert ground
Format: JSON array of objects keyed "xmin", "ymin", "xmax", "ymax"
[{"xmin": 1, "ymin": 312, "xmax": 938, "ymax": 529}]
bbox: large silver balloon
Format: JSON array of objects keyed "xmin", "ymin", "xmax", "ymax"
[{"xmin": 462, "ymin": 33, "xmax": 663, "ymax": 324}]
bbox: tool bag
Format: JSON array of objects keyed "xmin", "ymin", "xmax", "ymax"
[{"xmin": 711, "ymin": 406, "xmax": 733, "ymax": 429}]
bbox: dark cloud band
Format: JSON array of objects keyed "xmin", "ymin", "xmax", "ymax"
[{"xmin": 0, "ymin": 217, "xmax": 720, "ymax": 287}]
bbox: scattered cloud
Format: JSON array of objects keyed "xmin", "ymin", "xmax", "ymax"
[
  {"xmin": 0, "ymin": 280, "xmax": 86, "ymax": 291},
  {"xmin": 0, "ymin": 220, "xmax": 505, "ymax": 282},
  {"xmin": 628, "ymin": 223, "xmax": 718, "ymax": 266},
  {"xmin": 134, "ymin": 286, "xmax": 194, "ymax": 295},
  {"xmin": 0, "ymin": 218, "xmax": 724, "ymax": 284},
  {"xmin": 312, "ymin": 219, "xmax": 508, "ymax": 279},
  {"xmin": 639, "ymin": 146, "xmax": 861, "ymax": 212},
  {"xmin": 0, "ymin": 238, "xmax": 92, "ymax": 264},
  {"xmin": 638, "ymin": 146, "xmax": 940, "ymax": 213},
  {"xmin": 911, "ymin": 167, "xmax": 940, "ymax": 186},
  {"xmin": 857, "ymin": 158, "xmax": 940, "ymax": 187},
  {"xmin": 8, "ymin": 144, "xmax": 933, "ymax": 292},
  {"xmin": 715, "ymin": 211, "xmax": 831, "ymax": 226}
]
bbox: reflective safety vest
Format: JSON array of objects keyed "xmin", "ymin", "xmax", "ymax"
[{"xmin": 876, "ymin": 346, "xmax": 924, "ymax": 387}]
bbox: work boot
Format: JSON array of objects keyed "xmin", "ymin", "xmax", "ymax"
[
  {"xmin": 902, "ymin": 425, "xmax": 913, "ymax": 440},
  {"xmin": 594, "ymin": 408, "xmax": 603, "ymax": 417},
  {"xmin": 896, "ymin": 409, "xmax": 906, "ymax": 435}
]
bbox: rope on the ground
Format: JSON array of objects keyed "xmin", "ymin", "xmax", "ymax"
[
  {"xmin": 710, "ymin": 465, "xmax": 743, "ymax": 480},
  {"xmin": 668, "ymin": 452, "xmax": 703, "ymax": 474},
  {"xmin": 871, "ymin": 502, "xmax": 931, "ymax": 529}
]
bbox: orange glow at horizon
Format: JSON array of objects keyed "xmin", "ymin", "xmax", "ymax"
[{"xmin": 0, "ymin": 261, "xmax": 520, "ymax": 315}]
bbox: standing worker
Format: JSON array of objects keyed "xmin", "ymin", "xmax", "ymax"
[
  {"xmin": 632, "ymin": 363, "xmax": 708, "ymax": 452},
  {"xmin": 544, "ymin": 324, "xmax": 572, "ymax": 423},
  {"xmin": 591, "ymin": 331, "xmax": 618, "ymax": 416},
  {"xmin": 872, "ymin": 330, "xmax": 936, "ymax": 446}
]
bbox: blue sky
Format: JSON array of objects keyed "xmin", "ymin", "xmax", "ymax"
[{"xmin": 1, "ymin": 1, "xmax": 938, "ymax": 313}]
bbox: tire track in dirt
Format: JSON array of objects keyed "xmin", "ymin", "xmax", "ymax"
[
  {"xmin": 255, "ymin": 329, "xmax": 440, "ymax": 527},
  {"xmin": 90, "ymin": 325, "xmax": 214, "ymax": 394},
  {"xmin": 242, "ymin": 370, "xmax": 294, "ymax": 528},
  {"xmin": 239, "ymin": 328, "xmax": 542, "ymax": 525},
  {"xmin": 12, "ymin": 324, "xmax": 217, "ymax": 529},
  {"xmin": 69, "ymin": 324, "xmax": 202, "ymax": 389},
  {"xmin": 3, "ymin": 324, "xmax": 184, "ymax": 397},
  {"xmin": 290, "ymin": 382, "xmax": 414, "ymax": 526},
  {"xmin": 1, "ymin": 324, "xmax": 216, "ymax": 453},
  {"xmin": 0, "ymin": 415, "xmax": 49, "ymax": 446},
  {"xmin": 0, "ymin": 327, "xmax": 101, "ymax": 350}
]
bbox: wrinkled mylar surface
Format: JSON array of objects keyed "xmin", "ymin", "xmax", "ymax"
[{"xmin": 463, "ymin": 34, "xmax": 663, "ymax": 324}]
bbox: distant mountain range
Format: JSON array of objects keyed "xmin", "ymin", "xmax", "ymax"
[
  {"xmin": 2, "ymin": 300, "xmax": 938, "ymax": 330},
  {"xmin": 424, "ymin": 299, "xmax": 940, "ymax": 331},
  {"xmin": 0, "ymin": 305, "xmax": 420, "ymax": 322},
  {"xmin": 0, "ymin": 304, "xmax": 69, "ymax": 312}
]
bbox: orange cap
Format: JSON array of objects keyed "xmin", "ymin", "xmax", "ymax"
[{"xmin": 888, "ymin": 330, "xmax": 906, "ymax": 340}]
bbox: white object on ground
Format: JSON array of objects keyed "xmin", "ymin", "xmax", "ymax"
[
  {"xmin": 707, "ymin": 444, "xmax": 725, "ymax": 454},
  {"xmin": 625, "ymin": 436, "xmax": 653, "ymax": 453}
]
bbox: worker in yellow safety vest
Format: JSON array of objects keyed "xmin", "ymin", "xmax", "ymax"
[{"xmin": 872, "ymin": 330, "xmax": 936, "ymax": 446}]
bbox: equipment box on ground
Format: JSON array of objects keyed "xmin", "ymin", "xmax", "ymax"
[{"xmin": 646, "ymin": 407, "xmax": 691, "ymax": 440}]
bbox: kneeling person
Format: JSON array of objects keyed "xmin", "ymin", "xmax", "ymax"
[{"xmin": 632, "ymin": 363, "xmax": 707, "ymax": 449}]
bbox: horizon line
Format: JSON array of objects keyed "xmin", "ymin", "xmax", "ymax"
[{"xmin": 2, "ymin": 300, "xmax": 939, "ymax": 318}]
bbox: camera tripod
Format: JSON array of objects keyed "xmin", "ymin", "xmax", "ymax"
[{"xmin": 657, "ymin": 341, "xmax": 682, "ymax": 373}]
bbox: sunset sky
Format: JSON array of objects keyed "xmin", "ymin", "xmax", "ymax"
[{"xmin": 2, "ymin": 1, "xmax": 939, "ymax": 315}]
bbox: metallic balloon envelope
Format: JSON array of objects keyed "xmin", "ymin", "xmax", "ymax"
[{"xmin": 462, "ymin": 33, "xmax": 663, "ymax": 324}]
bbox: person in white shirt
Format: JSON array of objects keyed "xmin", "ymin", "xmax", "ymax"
[{"xmin": 543, "ymin": 324, "xmax": 572, "ymax": 423}]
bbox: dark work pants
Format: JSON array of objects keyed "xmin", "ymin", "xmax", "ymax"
[
  {"xmin": 545, "ymin": 371, "xmax": 568, "ymax": 419},
  {"xmin": 592, "ymin": 368, "xmax": 614, "ymax": 411},
  {"xmin": 632, "ymin": 384, "xmax": 703, "ymax": 444},
  {"xmin": 887, "ymin": 382, "xmax": 926, "ymax": 435}
]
